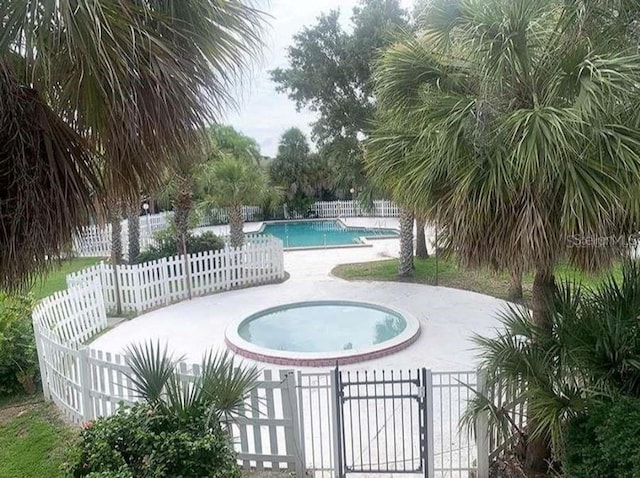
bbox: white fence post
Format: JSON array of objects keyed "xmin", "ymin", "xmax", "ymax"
[
  {"xmin": 280, "ymin": 370, "xmax": 306, "ymax": 476},
  {"xmin": 288, "ymin": 371, "xmax": 306, "ymax": 477},
  {"xmin": 331, "ymin": 367, "xmax": 342, "ymax": 478},
  {"xmin": 425, "ymin": 368, "xmax": 435, "ymax": 478},
  {"xmin": 160, "ymin": 257, "xmax": 170, "ymax": 305},
  {"xmin": 33, "ymin": 324, "xmax": 50, "ymax": 400},
  {"xmin": 78, "ymin": 348, "xmax": 94, "ymax": 421},
  {"xmin": 476, "ymin": 368, "xmax": 490, "ymax": 478}
]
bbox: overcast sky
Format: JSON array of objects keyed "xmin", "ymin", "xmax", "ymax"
[{"xmin": 222, "ymin": 0, "xmax": 415, "ymax": 158}]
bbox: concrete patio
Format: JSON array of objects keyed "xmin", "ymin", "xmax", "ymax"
[{"xmin": 91, "ymin": 218, "xmax": 507, "ymax": 372}]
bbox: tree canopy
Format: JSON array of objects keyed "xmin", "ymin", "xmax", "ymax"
[
  {"xmin": 367, "ymin": 0, "xmax": 640, "ymax": 466},
  {"xmin": 271, "ymin": 0, "xmax": 409, "ymax": 192},
  {"xmin": 269, "ymin": 128, "xmax": 332, "ymax": 203},
  {"xmin": 208, "ymin": 124, "xmax": 262, "ymax": 164}
]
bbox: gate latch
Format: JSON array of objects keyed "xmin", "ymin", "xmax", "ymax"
[{"xmin": 417, "ymin": 385, "xmax": 425, "ymax": 400}]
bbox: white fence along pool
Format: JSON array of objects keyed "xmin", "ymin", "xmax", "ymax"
[{"xmin": 33, "ymin": 233, "xmax": 510, "ymax": 478}]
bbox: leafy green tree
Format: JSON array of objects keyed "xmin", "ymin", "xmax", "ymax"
[
  {"xmin": 271, "ymin": 0, "xmax": 408, "ymax": 193},
  {"xmin": 209, "ymin": 124, "xmax": 262, "ymax": 165},
  {"xmin": 0, "ymin": 0, "xmax": 265, "ymax": 290},
  {"xmin": 202, "ymin": 156, "xmax": 276, "ymax": 248},
  {"xmin": 367, "ymin": 0, "xmax": 640, "ymax": 469},
  {"xmin": 269, "ymin": 128, "xmax": 332, "ymax": 209}
]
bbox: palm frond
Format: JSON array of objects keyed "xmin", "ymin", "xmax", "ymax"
[
  {"xmin": 0, "ymin": 61, "xmax": 100, "ymax": 291},
  {"xmin": 199, "ymin": 350, "xmax": 259, "ymax": 425},
  {"xmin": 125, "ymin": 341, "xmax": 182, "ymax": 406},
  {"xmin": 0, "ymin": 0, "xmax": 266, "ymax": 289}
]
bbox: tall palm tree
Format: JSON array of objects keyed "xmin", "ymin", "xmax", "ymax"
[
  {"xmin": 464, "ymin": 262, "xmax": 640, "ymax": 465},
  {"xmin": 0, "ymin": 0, "xmax": 265, "ymax": 290},
  {"xmin": 398, "ymin": 208, "xmax": 415, "ymax": 277},
  {"xmin": 367, "ymin": 0, "xmax": 640, "ymax": 470},
  {"xmin": 127, "ymin": 200, "xmax": 141, "ymax": 263},
  {"xmin": 415, "ymin": 214, "xmax": 429, "ymax": 259},
  {"xmin": 201, "ymin": 155, "xmax": 277, "ymax": 248}
]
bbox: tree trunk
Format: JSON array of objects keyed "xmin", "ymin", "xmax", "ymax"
[
  {"xmin": 531, "ymin": 268, "xmax": 555, "ymax": 330},
  {"xmin": 507, "ymin": 267, "xmax": 523, "ymax": 301},
  {"xmin": 524, "ymin": 267, "xmax": 556, "ymax": 472},
  {"xmin": 127, "ymin": 200, "xmax": 140, "ymax": 263},
  {"xmin": 108, "ymin": 200, "xmax": 123, "ymax": 315},
  {"xmin": 110, "ymin": 201, "xmax": 123, "ymax": 265},
  {"xmin": 398, "ymin": 208, "xmax": 414, "ymax": 277},
  {"xmin": 229, "ymin": 203, "xmax": 244, "ymax": 249},
  {"xmin": 173, "ymin": 175, "xmax": 192, "ymax": 299},
  {"xmin": 415, "ymin": 215, "xmax": 428, "ymax": 259}
]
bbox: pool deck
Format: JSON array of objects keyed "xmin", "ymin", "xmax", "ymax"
[{"xmin": 92, "ymin": 217, "xmax": 507, "ymax": 372}]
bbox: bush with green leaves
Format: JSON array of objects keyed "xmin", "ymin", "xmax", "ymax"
[
  {"xmin": 0, "ymin": 293, "xmax": 37, "ymax": 396},
  {"xmin": 125, "ymin": 342, "xmax": 259, "ymax": 425},
  {"xmin": 564, "ymin": 397, "xmax": 640, "ymax": 478},
  {"xmin": 288, "ymin": 193, "xmax": 314, "ymax": 218},
  {"xmin": 68, "ymin": 342, "xmax": 258, "ymax": 478},
  {"xmin": 67, "ymin": 403, "xmax": 240, "ymax": 478},
  {"xmin": 465, "ymin": 261, "xmax": 640, "ymax": 459},
  {"xmin": 134, "ymin": 231, "xmax": 225, "ymax": 264}
]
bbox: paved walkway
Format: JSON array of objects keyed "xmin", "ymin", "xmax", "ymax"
[{"xmin": 92, "ymin": 218, "xmax": 507, "ymax": 371}]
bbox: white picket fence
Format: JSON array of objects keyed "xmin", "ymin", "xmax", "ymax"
[
  {"xmin": 33, "ymin": 272, "xmax": 503, "ymax": 477},
  {"xmin": 67, "ymin": 235, "xmax": 284, "ymax": 314},
  {"xmin": 71, "ymin": 200, "xmax": 401, "ymax": 258},
  {"xmin": 32, "ymin": 283, "xmax": 304, "ymax": 473},
  {"xmin": 73, "ymin": 225, "xmax": 113, "ymax": 257},
  {"xmin": 312, "ymin": 199, "xmax": 400, "ymax": 218},
  {"xmin": 73, "ymin": 218, "xmax": 166, "ymax": 259}
]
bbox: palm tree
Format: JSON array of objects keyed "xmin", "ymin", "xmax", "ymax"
[
  {"xmin": 415, "ymin": 214, "xmax": 429, "ymax": 259},
  {"xmin": 398, "ymin": 208, "xmax": 415, "ymax": 277},
  {"xmin": 201, "ymin": 155, "xmax": 277, "ymax": 248},
  {"xmin": 126, "ymin": 341, "xmax": 259, "ymax": 426},
  {"xmin": 367, "ymin": 0, "xmax": 640, "ymax": 469},
  {"xmin": 126, "ymin": 200, "xmax": 141, "ymax": 263},
  {"xmin": 464, "ymin": 262, "xmax": 640, "ymax": 465},
  {"xmin": 0, "ymin": 0, "xmax": 265, "ymax": 290}
]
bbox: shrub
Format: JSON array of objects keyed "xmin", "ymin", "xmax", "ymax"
[
  {"xmin": 288, "ymin": 193, "xmax": 314, "ymax": 218},
  {"xmin": 564, "ymin": 397, "xmax": 640, "ymax": 478},
  {"xmin": 134, "ymin": 231, "xmax": 225, "ymax": 264},
  {"xmin": 0, "ymin": 293, "xmax": 37, "ymax": 396},
  {"xmin": 67, "ymin": 403, "xmax": 241, "ymax": 478}
]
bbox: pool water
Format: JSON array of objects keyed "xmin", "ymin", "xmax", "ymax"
[
  {"xmin": 261, "ymin": 220, "xmax": 398, "ymax": 248},
  {"xmin": 237, "ymin": 302, "xmax": 407, "ymax": 353}
]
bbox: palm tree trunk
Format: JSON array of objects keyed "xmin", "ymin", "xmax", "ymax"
[
  {"xmin": 525, "ymin": 267, "xmax": 555, "ymax": 471},
  {"xmin": 173, "ymin": 175, "xmax": 193, "ymax": 299},
  {"xmin": 415, "ymin": 214, "xmax": 429, "ymax": 259},
  {"xmin": 108, "ymin": 200, "xmax": 123, "ymax": 315},
  {"xmin": 127, "ymin": 200, "xmax": 140, "ymax": 263},
  {"xmin": 398, "ymin": 208, "xmax": 414, "ymax": 277},
  {"xmin": 229, "ymin": 203, "xmax": 244, "ymax": 249},
  {"xmin": 531, "ymin": 268, "xmax": 555, "ymax": 329},
  {"xmin": 507, "ymin": 267, "xmax": 523, "ymax": 301}
]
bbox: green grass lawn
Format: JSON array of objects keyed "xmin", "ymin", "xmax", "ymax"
[
  {"xmin": 333, "ymin": 256, "xmax": 623, "ymax": 302},
  {"xmin": 0, "ymin": 397, "xmax": 75, "ymax": 478},
  {"xmin": 0, "ymin": 259, "xmax": 98, "ymax": 477},
  {"xmin": 31, "ymin": 257, "xmax": 103, "ymax": 300}
]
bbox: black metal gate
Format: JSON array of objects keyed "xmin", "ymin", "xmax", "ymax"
[{"xmin": 334, "ymin": 367, "xmax": 432, "ymax": 477}]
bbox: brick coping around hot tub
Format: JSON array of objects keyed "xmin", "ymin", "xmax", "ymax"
[{"xmin": 225, "ymin": 326, "xmax": 421, "ymax": 367}]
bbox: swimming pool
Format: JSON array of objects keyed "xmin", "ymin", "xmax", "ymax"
[
  {"xmin": 260, "ymin": 220, "xmax": 398, "ymax": 248},
  {"xmin": 225, "ymin": 300, "xmax": 421, "ymax": 366}
]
